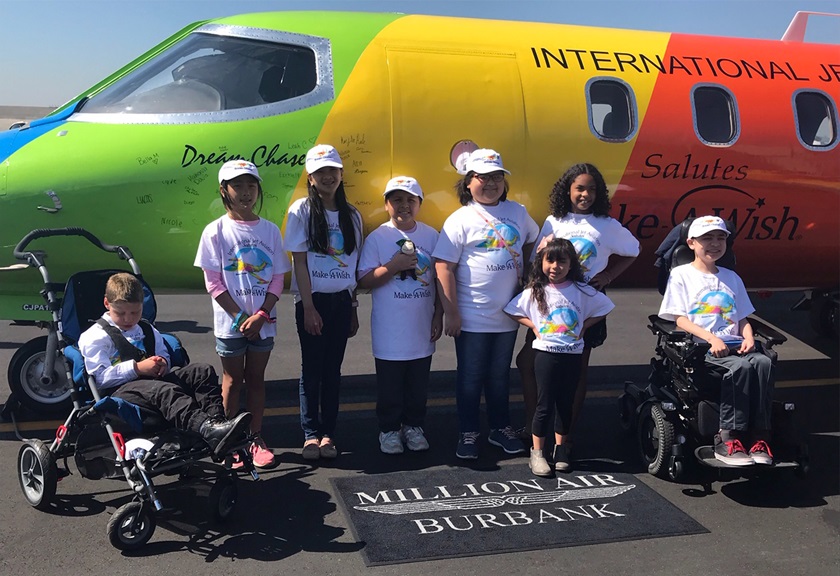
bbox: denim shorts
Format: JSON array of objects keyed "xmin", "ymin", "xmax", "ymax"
[{"xmin": 215, "ymin": 336, "xmax": 274, "ymax": 357}]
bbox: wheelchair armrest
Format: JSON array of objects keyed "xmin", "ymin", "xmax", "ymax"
[
  {"xmin": 648, "ymin": 314, "xmax": 689, "ymax": 342},
  {"xmin": 747, "ymin": 316, "xmax": 787, "ymax": 347}
]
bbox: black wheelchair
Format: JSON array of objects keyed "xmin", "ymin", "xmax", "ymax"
[
  {"xmin": 619, "ymin": 219, "xmax": 808, "ymax": 482},
  {"xmin": 12, "ymin": 228, "xmax": 258, "ymax": 550}
]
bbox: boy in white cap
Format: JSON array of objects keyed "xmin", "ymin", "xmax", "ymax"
[
  {"xmin": 659, "ymin": 215, "xmax": 775, "ymax": 466},
  {"xmin": 358, "ymin": 176, "xmax": 442, "ymax": 454}
]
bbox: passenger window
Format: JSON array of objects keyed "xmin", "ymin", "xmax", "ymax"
[
  {"xmin": 692, "ymin": 85, "xmax": 739, "ymax": 145},
  {"xmin": 794, "ymin": 90, "xmax": 837, "ymax": 149},
  {"xmin": 587, "ymin": 79, "xmax": 636, "ymax": 141},
  {"xmin": 75, "ymin": 24, "xmax": 331, "ymax": 124}
]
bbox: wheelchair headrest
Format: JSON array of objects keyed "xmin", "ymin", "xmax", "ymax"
[
  {"xmin": 672, "ymin": 218, "xmax": 736, "ymax": 269},
  {"xmin": 60, "ymin": 270, "xmax": 157, "ymax": 343}
]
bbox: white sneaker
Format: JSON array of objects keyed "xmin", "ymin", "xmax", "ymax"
[
  {"xmin": 379, "ymin": 431, "xmax": 404, "ymax": 454},
  {"xmin": 403, "ymin": 426, "xmax": 430, "ymax": 452}
]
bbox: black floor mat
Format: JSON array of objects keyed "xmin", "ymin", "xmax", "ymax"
[{"xmin": 332, "ymin": 465, "xmax": 708, "ymax": 566}]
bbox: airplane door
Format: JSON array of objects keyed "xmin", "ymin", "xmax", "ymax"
[{"xmin": 386, "ymin": 48, "xmax": 525, "ymax": 203}]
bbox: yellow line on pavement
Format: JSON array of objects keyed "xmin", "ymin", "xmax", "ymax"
[{"xmin": 1, "ymin": 378, "xmax": 836, "ymax": 434}]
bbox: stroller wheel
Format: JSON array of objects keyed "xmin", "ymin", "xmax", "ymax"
[
  {"xmin": 8, "ymin": 336, "xmax": 73, "ymax": 415},
  {"xmin": 107, "ymin": 501, "xmax": 156, "ymax": 550},
  {"xmin": 18, "ymin": 440, "xmax": 58, "ymax": 510},
  {"xmin": 637, "ymin": 403, "xmax": 676, "ymax": 479},
  {"xmin": 209, "ymin": 475, "xmax": 238, "ymax": 522}
]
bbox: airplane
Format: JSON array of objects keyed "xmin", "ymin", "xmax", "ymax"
[{"xmin": 0, "ymin": 10, "xmax": 838, "ymax": 412}]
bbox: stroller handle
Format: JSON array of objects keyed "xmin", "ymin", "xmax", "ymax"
[{"xmin": 13, "ymin": 227, "xmax": 135, "ymax": 266}]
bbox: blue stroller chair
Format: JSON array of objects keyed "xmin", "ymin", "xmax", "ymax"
[{"xmin": 12, "ymin": 228, "xmax": 258, "ymax": 550}]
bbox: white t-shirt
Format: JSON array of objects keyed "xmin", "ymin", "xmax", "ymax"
[
  {"xmin": 194, "ymin": 216, "xmax": 291, "ymax": 339},
  {"xmin": 358, "ymin": 221, "xmax": 439, "ymax": 361},
  {"xmin": 285, "ymin": 198, "xmax": 363, "ymax": 302},
  {"xmin": 77, "ymin": 313, "xmax": 169, "ymax": 390},
  {"xmin": 535, "ymin": 214, "xmax": 640, "ymax": 282},
  {"xmin": 505, "ymin": 282, "xmax": 614, "ymax": 354},
  {"xmin": 433, "ymin": 201, "xmax": 539, "ymax": 332},
  {"xmin": 659, "ymin": 263, "xmax": 754, "ymax": 343}
]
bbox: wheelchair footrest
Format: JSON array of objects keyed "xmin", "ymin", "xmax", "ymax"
[{"xmin": 694, "ymin": 445, "xmax": 798, "ymax": 470}]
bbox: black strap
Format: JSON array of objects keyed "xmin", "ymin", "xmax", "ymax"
[{"xmin": 96, "ymin": 318, "xmax": 156, "ymax": 363}]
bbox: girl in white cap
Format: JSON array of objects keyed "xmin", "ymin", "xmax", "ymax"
[
  {"xmin": 195, "ymin": 159, "xmax": 292, "ymax": 468},
  {"xmin": 358, "ymin": 176, "xmax": 442, "ymax": 455},
  {"xmin": 433, "ymin": 148, "xmax": 540, "ymax": 460},
  {"xmin": 285, "ymin": 144, "xmax": 363, "ymax": 460}
]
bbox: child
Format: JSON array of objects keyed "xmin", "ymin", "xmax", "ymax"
[
  {"xmin": 285, "ymin": 144, "xmax": 363, "ymax": 460},
  {"xmin": 194, "ymin": 159, "xmax": 291, "ymax": 468},
  {"xmin": 505, "ymin": 237, "xmax": 614, "ymax": 475},
  {"xmin": 357, "ymin": 176, "xmax": 443, "ymax": 454},
  {"xmin": 659, "ymin": 215, "xmax": 775, "ymax": 466},
  {"xmin": 433, "ymin": 148, "xmax": 539, "ymax": 460},
  {"xmin": 77, "ymin": 273, "xmax": 251, "ymax": 457},
  {"xmin": 517, "ymin": 163, "xmax": 639, "ymax": 443}
]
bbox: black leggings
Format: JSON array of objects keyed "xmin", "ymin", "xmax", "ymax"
[{"xmin": 532, "ymin": 350, "xmax": 582, "ymax": 438}]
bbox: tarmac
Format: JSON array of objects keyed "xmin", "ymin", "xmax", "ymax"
[{"xmin": 0, "ymin": 288, "xmax": 837, "ymax": 575}]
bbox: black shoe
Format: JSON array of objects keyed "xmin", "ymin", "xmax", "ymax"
[
  {"xmin": 553, "ymin": 443, "xmax": 572, "ymax": 472},
  {"xmin": 200, "ymin": 412, "xmax": 252, "ymax": 457}
]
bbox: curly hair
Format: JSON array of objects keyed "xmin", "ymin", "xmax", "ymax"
[
  {"xmin": 548, "ymin": 163, "xmax": 611, "ymax": 218},
  {"xmin": 527, "ymin": 238, "xmax": 592, "ymax": 316},
  {"xmin": 454, "ymin": 172, "xmax": 509, "ymax": 206}
]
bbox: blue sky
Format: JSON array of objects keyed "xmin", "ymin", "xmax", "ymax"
[{"xmin": 1, "ymin": 0, "xmax": 838, "ymax": 106}]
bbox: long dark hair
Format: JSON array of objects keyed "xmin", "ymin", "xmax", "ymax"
[
  {"xmin": 305, "ymin": 180, "xmax": 359, "ymax": 255},
  {"xmin": 454, "ymin": 172, "xmax": 509, "ymax": 206},
  {"xmin": 527, "ymin": 238, "xmax": 591, "ymax": 316},
  {"xmin": 220, "ymin": 179, "xmax": 264, "ymax": 214},
  {"xmin": 548, "ymin": 163, "xmax": 610, "ymax": 218}
]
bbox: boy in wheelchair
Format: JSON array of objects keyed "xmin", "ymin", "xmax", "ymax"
[
  {"xmin": 77, "ymin": 272, "xmax": 251, "ymax": 458},
  {"xmin": 658, "ymin": 216, "xmax": 774, "ymax": 466}
]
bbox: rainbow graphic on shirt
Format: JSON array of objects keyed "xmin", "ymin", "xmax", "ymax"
[
  {"xmin": 690, "ymin": 291, "xmax": 736, "ymax": 325},
  {"xmin": 327, "ymin": 229, "xmax": 347, "ymax": 267},
  {"xmin": 224, "ymin": 246, "xmax": 272, "ymax": 284},
  {"xmin": 570, "ymin": 237, "xmax": 597, "ymax": 276},
  {"xmin": 477, "ymin": 223, "xmax": 521, "ymax": 259},
  {"xmin": 540, "ymin": 307, "xmax": 581, "ymax": 340}
]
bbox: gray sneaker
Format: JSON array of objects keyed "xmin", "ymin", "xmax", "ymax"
[
  {"xmin": 456, "ymin": 432, "xmax": 480, "ymax": 460},
  {"xmin": 553, "ymin": 443, "xmax": 572, "ymax": 472},
  {"xmin": 529, "ymin": 449, "xmax": 552, "ymax": 477},
  {"xmin": 488, "ymin": 426, "xmax": 526, "ymax": 454},
  {"xmin": 379, "ymin": 431, "xmax": 404, "ymax": 455},
  {"xmin": 714, "ymin": 434, "xmax": 753, "ymax": 466},
  {"xmin": 403, "ymin": 426, "xmax": 430, "ymax": 452}
]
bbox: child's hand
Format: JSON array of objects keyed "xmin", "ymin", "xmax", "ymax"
[
  {"xmin": 738, "ymin": 336, "xmax": 755, "ymax": 355},
  {"xmin": 707, "ymin": 335, "xmax": 729, "ymax": 357},
  {"xmin": 303, "ymin": 305, "xmax": 323, "ymax": 336},
  {"xmin": 136, "ymin": 356, "xmax": 167, "ymax": 378},
  {"xmin": 444, "ymin": 309, "xmax": 461, "ymax": 338},
  {"xmin": 390, "ymin": 252, "xmax": 418, "ymax": 274},
  {"xmin": 430, "ymin": 313, "xmax": 443, "ymax": 342},
  {"xmin": 240, "ymin": 313, "xmax": 264, "ymax": 340}
]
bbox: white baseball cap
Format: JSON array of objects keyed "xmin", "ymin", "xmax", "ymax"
[
  {"xmin": 218, "ymin": 160, "xmax": 261, "ymax": 183},
  {"xmin": 305, "ymin": 144, "xmax": 343, "ymax": 174},
  {"xmin": 383, "ymin": 176, "xmax": 423, "ymax": 200},
  {"xmin": 465, "ymin": 148, "xmax": 510, "ymax": 175},
  {"xmin": 688, "ymin": 215, "xmax": 730, "ymax": 239}
]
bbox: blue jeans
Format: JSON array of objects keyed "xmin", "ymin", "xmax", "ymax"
[{"xmin": 454, "ymin": 330, "xmax": 518, "ymax": 433}]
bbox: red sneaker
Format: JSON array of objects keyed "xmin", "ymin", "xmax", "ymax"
[{"xmin": 250, "ymin": 437, "xmax": 276, "ymax": 468}]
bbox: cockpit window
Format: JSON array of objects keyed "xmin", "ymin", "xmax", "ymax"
[{"xmin": 73, "ymin": 24, "xmax": 333, "ymax": 124}]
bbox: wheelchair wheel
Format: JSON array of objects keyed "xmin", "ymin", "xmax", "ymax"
[
  {"xmin": 638, "ymin": 403, "xmax": 675, "ymax": 479},
  {"xmin": 18, "ymin": 440, "xmax": 57, "ymax": 510},
  {"xmin": 8, "ymin": 336, "xmax": 73, "ymax": 415},
  {"xmin": 209, "ymin": 475, "xmax": 238, "ymax": 522},
  {"xmin": 617, "ymin": 393, "xmax": 638, "ymax": 434},
  {"xmin": 107, "ymin": 501, "xmax": 156, "ymax": 550}
]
